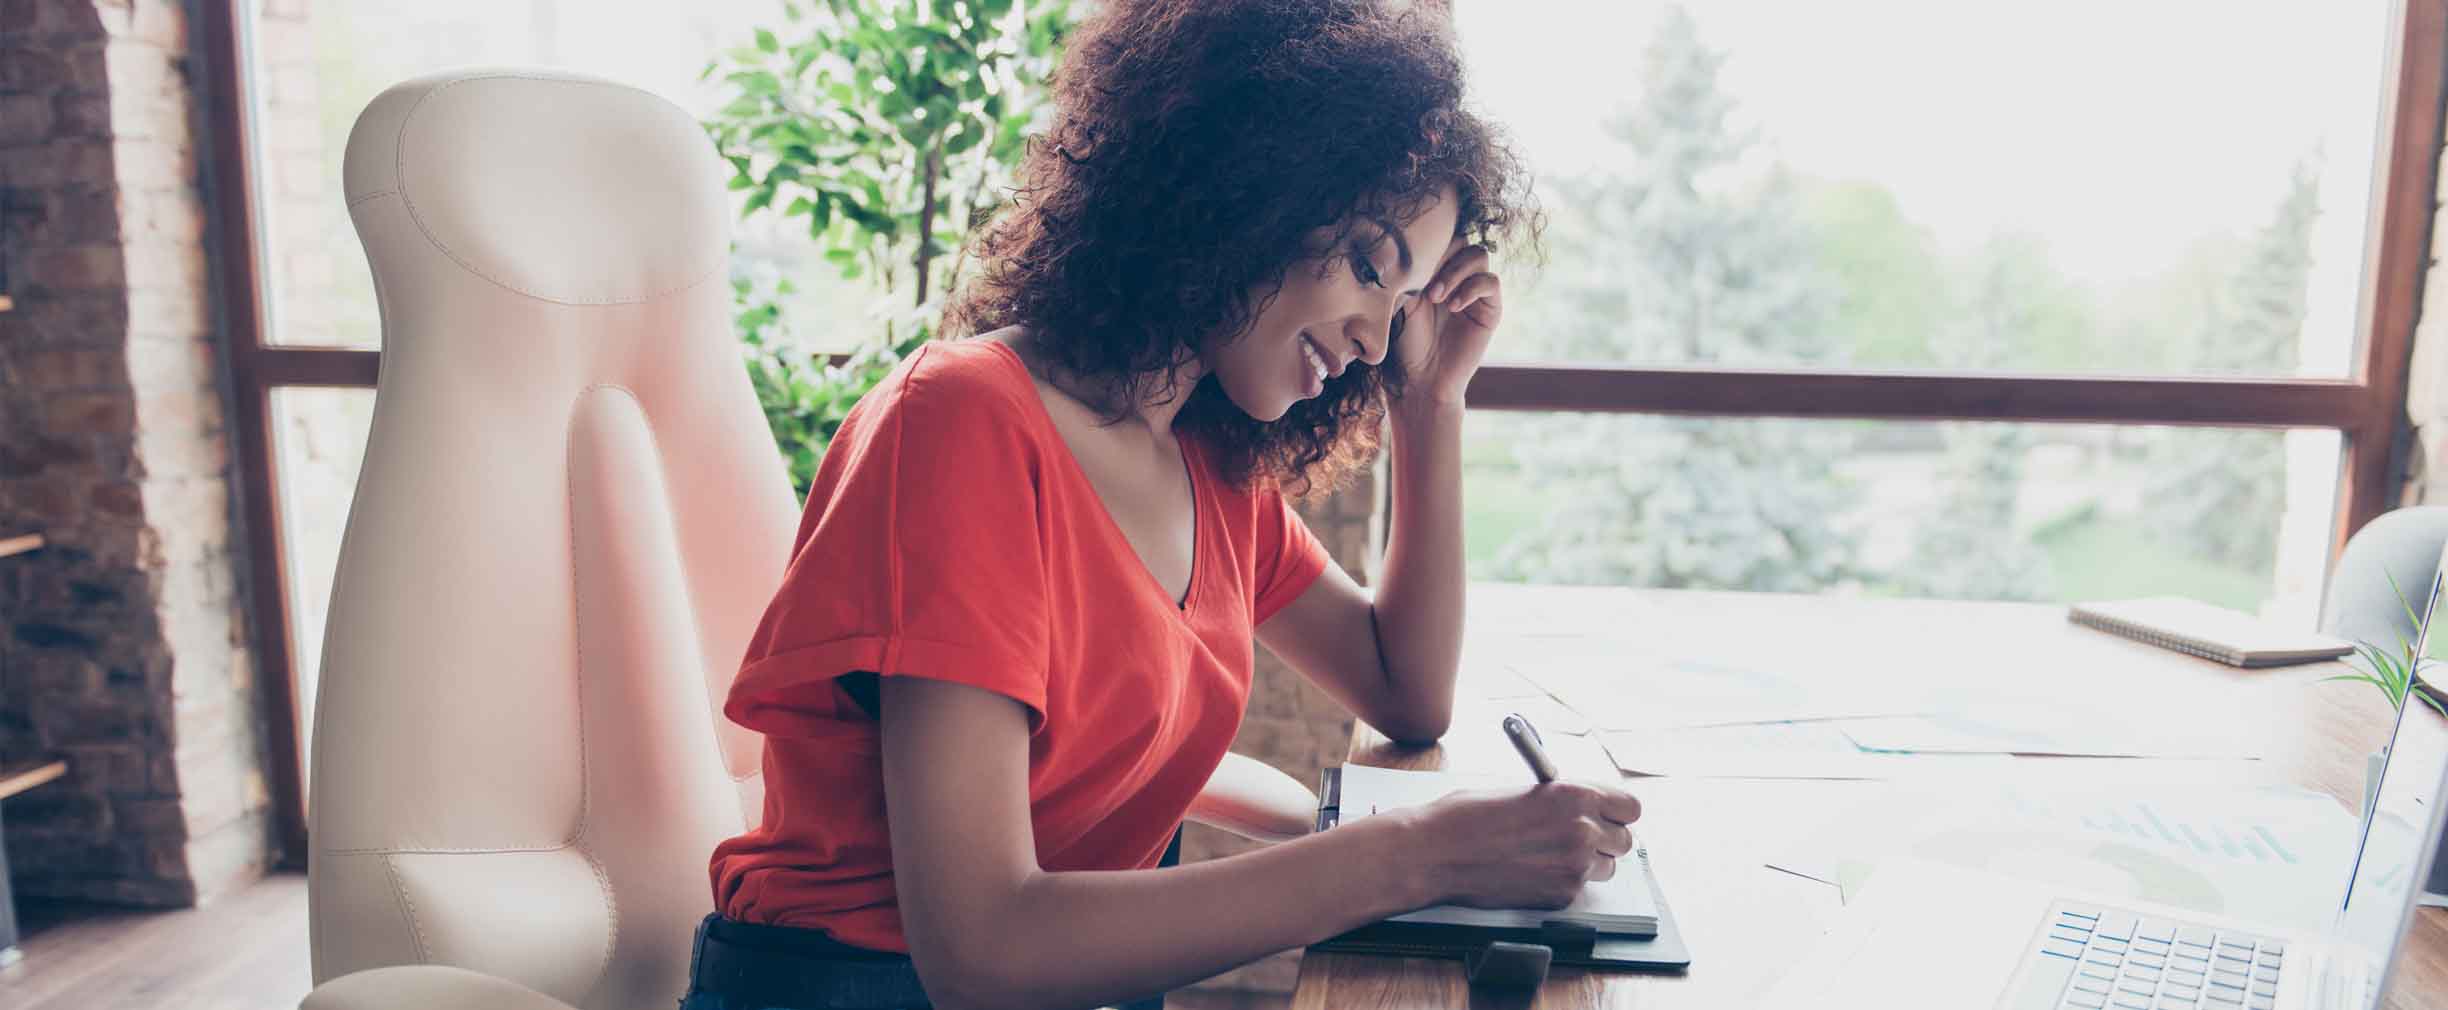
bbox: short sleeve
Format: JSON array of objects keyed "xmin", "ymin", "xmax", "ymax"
[
  {"xmin": 1251, "ymin": 486, "xmax": 1333, "ymax": 626},
  {"xmin": 725, "ymin": 348, "xmax": 1051, "ymax": 738}
]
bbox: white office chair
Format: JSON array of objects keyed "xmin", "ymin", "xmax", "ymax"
[{"xmin": 303, "ymin": 68, "xmax": 1314, "ymax": 1010}]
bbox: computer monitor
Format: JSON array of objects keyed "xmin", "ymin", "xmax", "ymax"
[{"xmin": 2333, "ymin": 571, "xmax": 2448, "ymax": 1003}]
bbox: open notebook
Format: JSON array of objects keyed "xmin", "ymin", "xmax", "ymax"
[{"xmin": 1330, "ymin": 764, "xmax": 1660, "ymax": 936}]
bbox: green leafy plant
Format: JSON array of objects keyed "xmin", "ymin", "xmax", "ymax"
[
  {"xmin": 2326, "ymin": 575, "xmax": 2448, "ymax": 719},
  {"xmin": 704, "ymin": 0, "xmax": 1076, "ymax": 496}
]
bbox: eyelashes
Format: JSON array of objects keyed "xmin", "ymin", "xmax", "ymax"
[{"xmin": 1347, "ymin": 242, "xmax": 1386, "ymax": 288}]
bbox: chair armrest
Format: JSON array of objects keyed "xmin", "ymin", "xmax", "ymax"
[
  {"xmin": 302, "ymin": 965, "xmax": 583, "ymax": 1010},
  {"xmin": 1185, "ymin": 751, "xmax": 1319, "ymax": 844}
]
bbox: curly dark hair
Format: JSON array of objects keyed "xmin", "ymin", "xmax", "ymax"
[{"xmin": 943, "ymin": 0, "xmax": 1540, "ymax": 498}]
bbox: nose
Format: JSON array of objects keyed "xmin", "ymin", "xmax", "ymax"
[{"xmin": 1341, "ymin": 312, "xmax": 1391, "ymax": 368}]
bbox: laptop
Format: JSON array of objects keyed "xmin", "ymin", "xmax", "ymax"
[{"xmin": 1762, "ymin": 573, "xmax": 2448, "ymax": 1010}]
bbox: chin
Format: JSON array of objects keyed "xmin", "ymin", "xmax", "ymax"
[{"xmin": 1214, "ymin": 379, "xmax": 1296, "ymax": 423}]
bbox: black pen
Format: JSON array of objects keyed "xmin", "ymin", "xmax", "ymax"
[{"xmin": 1502, "ymin": 712, "xmax": 1559, "ymax": 784}]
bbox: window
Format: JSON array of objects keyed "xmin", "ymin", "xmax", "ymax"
[
  {"xmin": 1457, "ymin": 1, "xmax": 2394, "ymax": 379},
  {"xmin": 201, "ymin": 0, "xmax": 2446, "ymax": 856}
]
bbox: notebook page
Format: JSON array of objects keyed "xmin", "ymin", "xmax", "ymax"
[{"xmin": 1337, "ymin": 765, "xmax": 1658, "ymax": 931}]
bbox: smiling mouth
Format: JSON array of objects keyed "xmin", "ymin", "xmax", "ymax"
[{"xmin": 1300, "ymin": 332, "xmax": 1332, "ymax": 385}]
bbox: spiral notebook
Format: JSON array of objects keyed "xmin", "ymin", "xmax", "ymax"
[{"xmin": 2066, "ymin": 597, "xmax": 2353, "ymax": 668}]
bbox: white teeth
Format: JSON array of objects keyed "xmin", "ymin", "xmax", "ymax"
[{"xmin": 1300, "ymin": 336, "xmax": 1328, "ymax": 382}]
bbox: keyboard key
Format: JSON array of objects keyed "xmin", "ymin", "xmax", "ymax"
[
  {"xmin": 2205, "ymin": 990, "xmax": 2243, "ymax": 1006},
  {"xmin": 2118, "ymin": 981, "xmax": 2157, "ymax": 998},
  {"xmin": 2044, "ymin": 939, "xmax": 2087, "ymax": 960},
  {"xmin": 2177, "ymin": 927, "xmax": 2217, "ymax": 951},
  {"xmin": 2113, "ymin": 997, "xmax": 2152, "ymax": 1010},
  {"xmin": 2124, "ymin": 966, "xmax": 2163, "ymax": 983},
  {"xmin": 2065, "ymin": 991, "xmax": 2108, "ymax": 1010},
  {"xmin": 2096, "ymin": 936, "xmax": 2131, "ymax": 952},
  {"xmin": 2097, "ymin": 913, "xmax": 2140, "ymax": 941},
  {"xmin": 2163, "ymin": 982, "xmax": 2201, "ymax": 1000},
  {"xmin": 2138, "ymin": 921, "xmax": 2177, "ymax": 944},
  {"xmin": 2155, "ymin": 999, "xmax": 2195, "ymax": 1010},
  {"xmin": 2080, "ymin": 965, "xmax": 2117, "ymax": 983},
  {"xmin": 2088, "ymin": 952, "xmax": 2124, "ymax": 969},
  {"xmin": 2073, "ymin": 977, "xmax": 2114, "ymax": 996},
  {"xmin": 2055, "ymin": 926, "xmax": 2097, "ymax": 945},
  {"xmin": 2255, "ymin": 953, "xmax": 2281, "ymax": 970},
  {"xmin": 2136, "ymin": 940, "xmax": 2174, "ymax": 958},
  {"xmin": 2169, "ymin": 967, "xmax": 2207, "ymax": 986},
  {"xmin": 2130, "ymin": 953, "xmax": 2166, "ymax": 970},
  {"xmin": 2208, "ymin": 976, "xmax": 2247, "ymax": 995},
  {"xmin": 2263, "ymin": 942, "xmax": 2285, "ymax": 956},
  {"xmin": 2252, "ymin": 966, "xmax": 2277, "ymax": 983},
  {"xmin": 2063, "ymin": 904, "xmax": 2106, "ymax": 921},
  {"xmin": 2249, "ymin": 997, "xmax": 2276, "ymax": 1010},
  {"xmin": 2251, "ymin": 982, "xmax": 2277, "ymax": 998}
]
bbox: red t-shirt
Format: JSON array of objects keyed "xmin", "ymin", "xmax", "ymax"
[{"xmin": 708, "ymin": 338, "xmax": 1333, "ymax": 952}]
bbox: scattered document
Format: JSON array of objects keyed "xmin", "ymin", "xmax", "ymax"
[
  {"xmin": 1766, "ymin": 783, "xmax": 2359, "ymax": 933},
  {"xmin": 1838, "ymin": 704, "xmax": 2262, "ymax": 759},
  {"xmin": 1600, "ymin": 722, "xmax": 2012, "ymax": 780},
  {"xmin": 1510, "ymin": 654, "xmax": 1924, "ymax": 731}
]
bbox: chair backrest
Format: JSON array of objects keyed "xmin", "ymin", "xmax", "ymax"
[
  {"xmin": 2323, "ymin": 506, "xmax": 2448, "ymax": 649},
  {"xmin": 308, "ymin": 68, "xmax": 793, "ymax": 1010}
]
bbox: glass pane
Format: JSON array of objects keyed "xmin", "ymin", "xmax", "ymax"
[
  {"xmin": 269, "ymin": 387, "xmax": 376, "ymax": 773},
  {"xmin": 1456, "ymin": 1, "xmax": 2393, "ymax": 378},
  {"xmin": 246, "ymin": 0, "xmax": 864, "ymax": 352},
  {"xmin": 1463, "ymin": 412, "xmax": 2341, "ymax": 624}
]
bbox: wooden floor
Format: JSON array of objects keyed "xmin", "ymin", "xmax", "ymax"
[
  {"xmin": 0, "ymin": 871, "xmax": 1284, "ymax": 1010},
  {"xmin": 1, "ymin": 873, "xmax": 312, "ymax": 1010}
]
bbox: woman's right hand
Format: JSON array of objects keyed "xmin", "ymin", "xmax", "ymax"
[{"xmin": 1401, "ymin": 782, "xmax": 1643, "ymax": 910}]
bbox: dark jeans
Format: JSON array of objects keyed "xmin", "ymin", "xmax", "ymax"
[{"xmin": 683, "ymin": 832, "xmax": 1180, "ymax": 1010}]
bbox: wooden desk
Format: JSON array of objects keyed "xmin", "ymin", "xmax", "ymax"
[{"xmin": 1291, "ymin": 585, "xmax": 2448, "ymax": 1009}]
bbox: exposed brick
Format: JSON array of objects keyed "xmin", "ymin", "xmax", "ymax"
[
  {"xmin": 44, "ymin": 389, "xmax": 135, "ymax": 433},
  {"xmin": 9, "ymin": 292, "xmax": 128, "ymax": 346},
  {"xmin": 52, "ymin": 185, "xmax": 124, "ymax": 244},
  {"xmin": 52, "ymin": 92, "xmax": 111, "ymax": 139},
  {"xmin": 15, "ymin": 621, "xmax": 100, "ymax": 651},
  {"xmin": 14, "ymin": 347, "xmax": 129, "ymax": 391},
  {"xmin": 0, "ymin": 92, "xmax": 55, "ymax": 146},
  {"xmin": 88, "ymin": 479, "xmax": 140, "ymax": 517},
  {"xmin": 22, "ymin": 244, "xmax": 125, "ymax": 292},
  {"xmin": 0, "ymin": 139, "xmax": 111, "ymax": 187}
]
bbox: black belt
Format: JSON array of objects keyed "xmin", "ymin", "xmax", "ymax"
[{"xmin": 689, "ymin": 914, "xmax": 933, "ymax": 1010}]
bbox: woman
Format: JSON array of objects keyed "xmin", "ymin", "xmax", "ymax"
[{"xmin": 694, "ymin": 2, "xmax": 1641, "ymax": 1008}]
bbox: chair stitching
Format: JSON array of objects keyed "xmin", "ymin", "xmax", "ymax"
[
  {"xmin": 344, "ymin": 189, "xmax": 396, "ymax": 209},
  {"xmin": 390, "ymin": 74, "xmax": 727, "ymax": 306},
  {"xmin": 381, "ymin": 853, "xmax": 433, "ymax": 962}
]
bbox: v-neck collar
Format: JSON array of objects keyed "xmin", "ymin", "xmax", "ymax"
[{"xmin": 981, "ymin": 339, "xmax": 1207, "ymax": 614}]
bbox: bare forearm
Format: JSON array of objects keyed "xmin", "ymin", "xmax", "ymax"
[
  {"xmin": 939, "ymin": 816, "xmax": 1429, "ymax": 1010},
  {"xmin": 1369, "ymin": 397, "xmax": 1468, "ymax": 741}
]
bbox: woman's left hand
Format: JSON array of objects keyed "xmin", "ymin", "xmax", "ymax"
[{"xmin": 1398, "ymin": 237, "xmax": 1503, "ymax": 408}]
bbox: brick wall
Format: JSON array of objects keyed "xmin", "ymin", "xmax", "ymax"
[
  {"xmin": 2404, "ymin": 108, "xmax": 2448, "ymax": 506},
  {"xmin": 0, "ymin": 0, "xmax": 273, "ymax": 907}
]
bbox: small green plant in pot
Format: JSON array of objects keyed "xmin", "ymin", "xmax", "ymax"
[
  {"xmin": 704, "ymin": 0, "xmax": 1077, "ymax": 498},
  {"xmin": 2326, "ymin": 576, "xmax": 2448, "ymax": 723},
  {"xmin": 2326, "ymin": 575, "xmax": 2448, "ymax": 826}
]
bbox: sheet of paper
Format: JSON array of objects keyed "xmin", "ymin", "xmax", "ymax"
[
  {"xmin": 1510, "ymin": 653, "xmax": 1926, "ymax": 731},
  {"xmin": 1765, "ymin": 783, "xmax": 2359, "ymax": 932},
  {"xmin": 1839, "ymin": 705, "xmax": 2262, "ymax": 759},
  {"xmin": 1599, "ymin": 722, "xmax": 2014, "ymax": 780}
]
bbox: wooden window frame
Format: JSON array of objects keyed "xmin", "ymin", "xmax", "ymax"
[{"xmin": 198, "ymin": 0, "xmax": 2446, "ymax": 862}]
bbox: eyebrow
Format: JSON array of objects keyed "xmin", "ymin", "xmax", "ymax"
[{"xmin": 1363, "ymin": 214, "xmax": 1414, "ymax": 277}]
